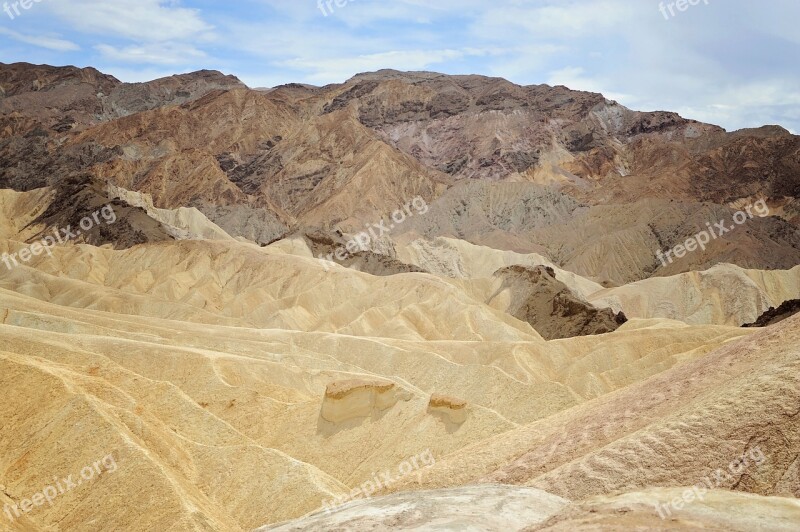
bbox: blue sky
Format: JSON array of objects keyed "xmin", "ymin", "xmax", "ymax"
[{"xmin": 1, "ymin": 0, "xmax": 799, "ymax": 132}]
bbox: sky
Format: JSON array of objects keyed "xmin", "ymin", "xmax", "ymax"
[{"xmin": 1, "ymin": 0, "xmax": 799, "ymax": 133}]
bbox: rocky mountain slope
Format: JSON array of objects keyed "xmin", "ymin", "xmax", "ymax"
[
  {"xmin": 2, "ymin": 63, "xmax": 798, "ymax": 283},
  {"xmin": 1, "ymin": 63, "xmax": 799, "ymax": 531},
  {"xmin": 489, "ymin": 265, "xmax": 627, "ymax": 340}
]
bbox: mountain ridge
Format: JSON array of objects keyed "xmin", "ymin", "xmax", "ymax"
[
  {"xmin": 1, "ymin": 61, "xmax": 799, "ymax": 530},
  {"xmin": 2, "ymin": 63, "xmax": 798, "ymax": 287}
]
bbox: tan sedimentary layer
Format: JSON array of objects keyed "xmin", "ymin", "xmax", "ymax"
[
  {"xmin": 107, "ymin": 183, "xmax": 235, "ymax": 241},
  {"xmin": 429, "ymin": 394, "xmax": 467, "ymax": 410},
  {"xmin": 591, "ymin": 263, "xmax": 800, "ymax": 325},
  {"xmin": 0, "ymin": 234, "xmax": 793, "ymax": 529},
  {"xmin": 389, "ymin": 314, "xmax": 800, "ymax": 502},
  {"xmin": 325, "ymin": 379, "xmax": 395, "ymax": 399},
  {"xmin": 321, "ymin": 380, "xmax": 409, "ymax": 424}
]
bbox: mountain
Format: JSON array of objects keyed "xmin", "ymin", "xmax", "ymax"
[
  {"xmin": 2, "ymin": 63, "xmax": 797, "ymax": 283},
  {"xmin": 1, "ymin": 63, "xmax": 799, "ymax": 530}
]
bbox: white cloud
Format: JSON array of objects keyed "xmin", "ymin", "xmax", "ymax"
[
  {"xmin": 481, "ymin": 44, "xmax": 565, "ymax": 81},
  {"xmin": 48, "ymin": 0, "xmax": 213, "ymax": 42},
  {"xmin": 0, "ymin": 28, "xmax": 80, "ymax": 52},
  {"xmin": 473, "ymin": 0, "xmax": 635, "ymax": 41},
  {"xmin": 95, "ymin": 42, "xmax": 207, "ymax": 65},
  {"xmin": 667, "ymin": 80, "xmax": 800, "ymax": 131}
]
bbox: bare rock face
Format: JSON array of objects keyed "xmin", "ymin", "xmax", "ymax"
[
  {"xmin": 1, "ymin": 63, "xmax": 798, "ymax": 282},
  {"xmin": 259, "ymin": 485, "xmax": 800, "ymax": 532},
  {"xmin": 399, "ymin": 182, "xmax": 800, "ymax": 285},
  {"xmin": 0, "ymin": 63, "xmax": 244, "ymax": 132},
  {"xmin": 258, "ymin": 485, "xmax": 570, "ymax": 531},
  {"xmin": 3, "ymin": 62, "xmax": 800, "ymax": 532},
  {"xmin": 320, "ymin": 380, "xmax": 411, "ymax": 424},
  {"xmin": 197, "ymin": 204, "xmax": 288, "ymax": 245},
  {"xmin": 103, "ymin": 69, "xmax": 246, "ymax": 118},
  {"xmin": 495, "ymin": 265, "xmax": 627, "ymax": 340},
  {"xmin": 0, "ymin": 62, "xmax": 119, "ymax": 133},
  {"xmin": 428, "ymin": 394, "xmax": 469, "ymax": 424},
  {"xmin": 328, "ymin": 70, "xmax": 799, "ymax": 220},
  {"xmin": 744, "ymin": 299, "xmax": 800, "ymax": 328}
]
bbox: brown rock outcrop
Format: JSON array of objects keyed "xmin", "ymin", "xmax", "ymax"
[
  {"xmin": 494, "ymin": 265, "xmax": 627, "ymax": 340},
  {"xmin": 321, "ymin": 380, "xmax": 409, "ymax": 423},
  {"xmin": 428, "ymin": 394, "xmax": 469, "ymax": 424},
  {"xmin": 744, "ymin": 299, "xmax": 800, "ymax": 327}
]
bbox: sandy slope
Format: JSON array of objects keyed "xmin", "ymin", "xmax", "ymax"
[
  {"xmin": 0, "ymin": 238, "xmax": 539, "ymax": 342},
  {"xmin": 260, "ymin": 486, "xmax": 800, "ymax": 531},
  {"xmin": 391, "ymin": 235, "xmax": 799, "ymax": 327},
  {"xmin": 531, "ymin": 488, "xmax": 800, "ymax": 531},
  {"xmin": 0, "ymin": 188, "xmax": 53, "ymax": 241},
  {"xmin": 396, "ymin": 236, "xmax": 605, "ymax": 299},
  {"xmin": 2, "ymin": 63, "xmax": 799, "ymax": 531},
  {"xmin": 390, "ymin": 314, "xmax": 800, "ymax": 502},
  {"xmin": 591, "ymin": 263, "xmax": 800, "ymax": 325},
  {"xmin": 0, "ymin": 235, "xmax": 772, "ymax": 529},
  {"xmin": 7, "ymin": 188, "xmax": 792, "ymax": 332},
  {"xmin": 1, "ymin": 180, "xmax": 797, "ymax": 530}
]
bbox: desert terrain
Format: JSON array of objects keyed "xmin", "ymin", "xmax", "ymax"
[{"xmin": 0, "ymin": 63, "xmax": 798, "ymax": 531}]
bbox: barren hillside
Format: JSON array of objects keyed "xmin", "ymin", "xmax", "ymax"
[{"xmin": 1, "ymin": 62, "xmax": 798, "ymax": 531}]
